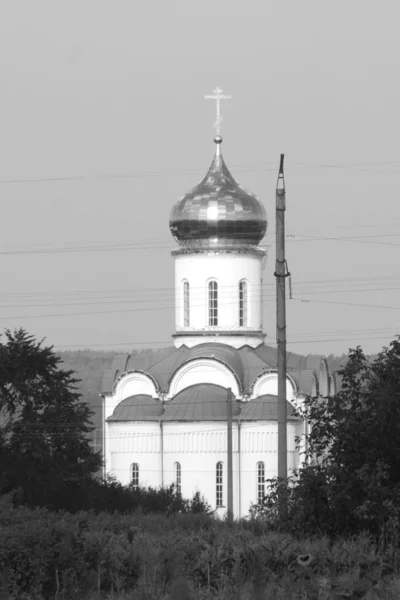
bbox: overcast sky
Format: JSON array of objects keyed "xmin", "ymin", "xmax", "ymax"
[{"xmin": 1, "ymin": 0, "xmax": 400, "ymax": 357}]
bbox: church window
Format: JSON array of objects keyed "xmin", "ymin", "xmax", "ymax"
[
  {"xmin": 216, "ymin": 461, "xmax": 223, "ymax": 507},
  {"xmin": 239, "ymin": 280, "xmax": 247, "ymax": 327},
  {"xmin": 131, "ymin": 463, "xmax": 139, "ymax": 490},
  {"xmin": 175, "ymin": 462, "xmax": 181, "ymax": 494},
  {"xmin": 209, "ymin": 280, "xmax": 218, "ymax": 326},
  {"xmin": 257, "ymin": 461, "xmax": 265, "ymax": 504},
  {"xmin": 183, "ymin": 281, "xmax": 190, "ymax": 327}
]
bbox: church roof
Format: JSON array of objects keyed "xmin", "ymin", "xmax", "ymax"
[
  {"xmin": 169, "ymin": 137, "xmax": 267, "ymax": 250},
  {"xmin": 107, "ymin": 395, "xmax": 164, "ymax": 421},
  {"xmin": 239, "ymin": 394, "xmax": 300, "ymax": 421},
  {"xmin": 162, "ymin": 383, "xmax": 241, "ymax": 421},
  {"xmin": 101, "ymin": 342, "xmax": 331, "ymax": 398},
  {"xmin": 106, "ymin": 386, "xmax": 300, "ymax": 423}
]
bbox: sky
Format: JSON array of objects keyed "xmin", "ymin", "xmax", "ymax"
[{"xmin": 1, "ymin": 0, "xmax": 400, "ymax": 358}]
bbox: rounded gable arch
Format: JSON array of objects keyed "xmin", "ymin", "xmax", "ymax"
[
  {"xmin": 167, "ymin": 357, "xmax": 242, "ymax": 399},
  {"xmin": 113, "ymin": 370, "xmax": 160, "ymax": 401},
  {"xmin": 250, "ymin": 369, "xmax": 297, "ymax": 401}
]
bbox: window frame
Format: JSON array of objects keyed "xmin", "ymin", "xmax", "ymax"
[
  {"xmin": 239, "ymin": 280, "xmax": 248, "ymax": 327},
  {"xmin": 175, "ymin": 461, "xmax": 181, "ymax": 494},
  {"xmin": 257, "ymin": 461, "xmax": 265, "ymax": 504},
  {"xmin": 131, "ymin": 463, "xmax": 139, "ymax": 490},
  {"xmin": 208, "ymin": 280, "xmax": 218, "ymax": 326},
  {"xmin": 183, "ymin": 280, "xmax": 190, "ymax": 327},
  {"xmin": 216, "ymin": 461, "xmax": 223, "ymax": 507}
]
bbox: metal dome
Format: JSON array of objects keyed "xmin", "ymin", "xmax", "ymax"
[{"xmin": 169, "ymin": 137, "xmax": 267, "ymax": 249}]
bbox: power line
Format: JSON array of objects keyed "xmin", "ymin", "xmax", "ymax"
[
  {"xmin": 5, "ymin": 418, "xmax": 305, "ymax": 439},
  {"xmin": 1, "ymin": 283, "xmax": 400, "ymax": 311},
  {"xmin": 3, "ymin": 229, "xmax": 400, "ymax": 256},
  {"xmin": 3, "ymin": 158, "xmax": 400, "ymax": 186},
  {"xmin": 1, "ymin": 294, "xmax": 400, "ymax": 322},
  {"xmin": 0, "ymin": 164, "xmax": 282, "ymax": 185},
  {"xmin": 1, "ymin": 273, "xmax": 400, "ymax": 301},
  {"xmin": 53, "ymin": 329, "xmax": 399, "ymax": 349}
]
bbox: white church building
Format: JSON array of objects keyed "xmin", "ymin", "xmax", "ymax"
[{"xmin": 100, "ymin": 109, "xmax": 337, "ymax": 519}]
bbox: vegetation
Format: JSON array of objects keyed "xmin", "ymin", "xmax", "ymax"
[
  {"xmin": 250, "ymin": 337, "xmax": 400, "ymax": 551},
  {"xmin": 1, "ymin": 491, "xmax": 400, "ymax": 600},
  {"xmin": 0, "ymin": 328, "xmax": 103, "ymax": 511}
]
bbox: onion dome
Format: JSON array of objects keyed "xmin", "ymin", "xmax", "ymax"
[{"xmin": 170, "ymin": 136, "xmax": 267, "ymax": 249}]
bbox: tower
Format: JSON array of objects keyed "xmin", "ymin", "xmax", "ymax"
[{"xmin": 169, "ymin": 88, "xmax": 268, "ymax": 349}]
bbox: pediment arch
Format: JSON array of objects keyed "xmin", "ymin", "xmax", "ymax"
[
  {"xmin": 113, "ymin": 370, "xmax": 159, "ymax": 400},
  {"xmin": 250, "ymin": 369, "xmax": 296, "ymax": 401},
  {"xmin": 168, "ymin": 358, "xmax": 241, "ymax": 399}
]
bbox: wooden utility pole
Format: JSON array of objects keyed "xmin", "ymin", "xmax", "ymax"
[
  {"xmin": 274, "ymin": 154, "xmax": 289, "ymax": 513},
  {"xmin": 227, "ymin": 387, "xmax": 233, "ymax": 526}
]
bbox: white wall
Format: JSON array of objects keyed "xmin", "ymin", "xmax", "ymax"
[
  {"xmin": 106, "ymin": 419, "xmax": 305, "ymax": 519},
  {"xmin": 174, "ymin": 252, "xmax": 264, "ymax": 334},
  {"xmin": 107, "ymin": 422, "xmax": 162, "ymax": 489}
]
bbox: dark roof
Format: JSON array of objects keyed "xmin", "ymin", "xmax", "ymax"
[
  {"xmin": 162, "ymin": 384, "xmax": 241, "ymax": 421},
  {"xmin": 106, "ymin": 386, "xmax": 300, "ymax": 423},
  {"xmin": 107, "ymin": 395, "xmax": 164, "ymax": 421},
  {"xmin": 102, "ymin": 342, "xmax": 331, "ymax": 398},
  {"xmin": 239, "ymin": 394, "xmax": 300, "ymax": 421}
]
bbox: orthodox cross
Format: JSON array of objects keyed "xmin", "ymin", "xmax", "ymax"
[{"xmin": 204, "ymin": 87, "xmax": 232, "ymax": 136}]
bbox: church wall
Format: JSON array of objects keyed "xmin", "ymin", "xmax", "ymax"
[
  {"xmin": 174, "ymin": 253, "xmax": 264, "ymax": 333},
  {"xmin": 107, "ymin": 422, "xmax": 162, "ymax": 489},
  {"xmin": 105, "ymin": 419, "xmax": 306, "ymax": 520},
  {"xmin": 239, "ymin": 422, "xmax": 300, "ymax": 518},
  {"xmin": 163, "ymin": 422, "xmax": 240, "ymax": 518}
]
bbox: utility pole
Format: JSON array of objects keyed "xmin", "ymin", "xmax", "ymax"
[
  {"xmin": 274, "ymin": 154, "xmax": 289, "ymax": 516},
  {"xmin": 226, "ymin": 387, "xmax": 233, "ymax": 526}
]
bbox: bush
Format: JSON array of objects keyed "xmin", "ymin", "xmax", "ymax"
[{"xmin": 250, "ymin": 339, "xmax": 400, "ymax": 546}]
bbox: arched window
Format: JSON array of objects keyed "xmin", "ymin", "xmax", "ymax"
[
  {"xmin": 183, "ymin": 281, "xmax": 190, "ymax": 327},
  {"xmin": 216, "ymin": 461, "xmax": 223, "ymax": 507},
  {"xmin": 175, "ymin": 462, "xmax": 181, "ymax": 494},
  {"xmin": 209, "ymin": 280, "xmax": 218, "ymax": 326},
  {"xmin": 257, "ymin": 461, "xmax": 265, "ymax": 504},
  {"xmin": 239, "ymin": 280, "xmax": 247, "ymax": 327},
  {"xmin": 131, "ymin": 463, "xmax": 139, "ymax": 490}
]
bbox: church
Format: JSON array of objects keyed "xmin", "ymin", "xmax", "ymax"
[{"xmin": 100, "ymin": 91, "xmax": 337, "ymax": 519}]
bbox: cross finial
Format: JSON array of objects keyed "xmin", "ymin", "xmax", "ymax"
[{"xmin": 204, "ymin": 86, "xmax": 232, "ymax": 136}]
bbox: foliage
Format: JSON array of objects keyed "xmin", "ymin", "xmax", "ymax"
[
  {"xmin": 250, "ymin": 337, "xmax": 400, "ymax": 547},
  {"xmin": 0, "ymin": 493, "xmax": 398, "ymax": 599},
  {"xmin": 0, "ymin": 328, "xmax": 103, "ymax": 511}
]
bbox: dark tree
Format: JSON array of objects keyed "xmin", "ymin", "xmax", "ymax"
[
  {"xmin": 250, "ymin": 337, "xmax": 400, "ymax": 545},
  {"xmin": 0, "ymin": 328, "xmax": 103, "ymax": 510}
]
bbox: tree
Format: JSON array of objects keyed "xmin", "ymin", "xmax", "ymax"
[
  {"xmin": 250, "ymin": 337, "xmax": 400, "ymax": 545},
  {"xmin": 0, "ymin": 328, "xmax": 103, "ymax": 510}
]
